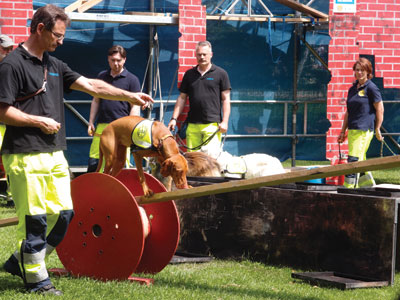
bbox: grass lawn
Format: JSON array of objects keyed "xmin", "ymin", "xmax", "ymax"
[{"xmin": 1, "ymin": 162, "xmax": 400, "ymax": 299}]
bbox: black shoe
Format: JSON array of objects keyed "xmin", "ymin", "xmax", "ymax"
[
  {"xmin": 3, "ymin": 255, "xmax": 22, "ymax": 278},
  {"xmin": 31, "ymin": 284, "xmax": 63, "ymax": 296}
]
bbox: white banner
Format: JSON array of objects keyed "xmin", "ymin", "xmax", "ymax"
[{"xmin": 333, "ymin": 0, "xmax": 356, "ymax": 13}]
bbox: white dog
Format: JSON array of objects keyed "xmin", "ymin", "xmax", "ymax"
[
  {"xmin": 215, "ymin": 151, "xmax": 285, "ymax": 179},
  {"xmin": 201, "ymin": 143, "xmax": 285, "ymax": 179}
]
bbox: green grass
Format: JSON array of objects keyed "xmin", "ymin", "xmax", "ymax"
[
  {"xmin": 1, "ymin": 166, "xmax": 400, "ymax": 299},
  {"xmin": 282, "ymin": 159, "xmax": 400, "ymax": 185}
]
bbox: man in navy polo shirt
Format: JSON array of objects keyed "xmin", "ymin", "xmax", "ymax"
[
  {"xmin": 168, "ymin": 41, "xmax": 231, "ymax": 158},
  {"xmin": 87, "ymin": 45, "xmax": 141, "ymax": 172},
  {"xmin": 0, "ymin": 4, "xmax": 153, "ymax": 296}
]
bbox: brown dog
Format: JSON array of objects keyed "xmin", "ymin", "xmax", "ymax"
[
  {"xmin": 96, "ymin": 116, "xmax": 190, "ymax": 197},
  {"xmin": 150, "ymin": 151, "xmax": 222, "ymax": 191}
]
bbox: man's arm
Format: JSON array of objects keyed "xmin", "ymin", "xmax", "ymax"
[
  {"xmin": 0, "ymin": 103, "xmax": 60, "ymax": 134},
  {"xmin": 70, "ymin": 76, "xmax": 153, "ymax": 108},
  {"xmin": 219, "ymin": 89, "xmax": 231, "ymax": 133},
  {"xmin": 168, "ymin": 92, "xmax": 187, "ymax": 132},
  {"xmin": 88, "ymin": 97, "xmax": 99, "ymax": 136}
]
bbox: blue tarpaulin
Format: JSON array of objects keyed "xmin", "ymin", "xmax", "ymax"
[{"xmin": 31, "ymin": 1, "xmax": 399, "ymax": 166}]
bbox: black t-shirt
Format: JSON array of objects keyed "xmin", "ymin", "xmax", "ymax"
[
  {"xmin": 179, "ymin": 64, "xmax": 231, "ymax": 123},
  {"xmin": 96, "ymin": 68, "xmax": 140, "ymax": 123},
  {"xmin": 0, "ymin": 44, "xmax": 81, "ymax": 154}
]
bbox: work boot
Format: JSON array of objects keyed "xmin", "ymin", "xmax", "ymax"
[
  {"xmin": 30, "ymin": 284, "xmax": 63, "ymax": 296},
  {"xmin": 3, "ymin": 254, "xmax": 22, "ymax": 278}
]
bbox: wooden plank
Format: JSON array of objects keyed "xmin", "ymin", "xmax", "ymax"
[
  {"xmin": 65, "ymin": 0, "xmax": 85, "ymax": 13},
  {"xmin": 206, "ymin": 14, "xmax": 328, "ymax": 23},
  {"xmin": 124, "ymin": 12, "xmax": 328, "ymax": 23},
  {"xmin": 140, "ymin": 155, "xmax": 400, "ymax": 204},
  {"xmin": 78, "ymin": 0, "xmax": 104, "ymax": 13},
  {"xmin": 0, "ymin": 216, "xmax": 18, "ymax": 228},
  {"xmin": 67, "ymin": 11, "xmax": 179, "ymax": 25},
  {"xmin": 292, "ymin": 272, "xmax": 389, "ymax": 289},
  {"xmin": 273, "ymin": 0, "xmax": 328, "ymax": 19}
]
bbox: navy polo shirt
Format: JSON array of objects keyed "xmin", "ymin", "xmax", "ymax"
[
  {"xmin": 0, "ymin": 44, "xmax": 81, "ymax": 154},
  {"xmin": 179, "ymin": 64, "xmax": 231, "ymax": 124},
  {"xmin": 96, "ymin": 68, "xmax": 140, "ymax": 123},
  {"xmin": 347, "ymin": 79, "xmax": 382, "ymax": 131}
]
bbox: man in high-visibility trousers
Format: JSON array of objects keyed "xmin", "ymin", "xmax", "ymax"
[
  {"xmin": 87, "ymin": 45, "xmax": 140, "ymax": 172},
  {"xmin": 167, "ymin": 41, "xmax": 231, "ymax": 159},
  {"xmin": 0, "ymin": 5, "xmax": 153, "ymax": 296}
]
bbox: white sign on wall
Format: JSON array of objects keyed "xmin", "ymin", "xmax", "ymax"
[{"xmin": 333, "ymin": 0, "xmax": 356, "ymax": 13}]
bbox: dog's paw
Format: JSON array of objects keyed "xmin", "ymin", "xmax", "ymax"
[{"xmin": 143, "ymin": 189, "xmax": 154, "ymax": 198}]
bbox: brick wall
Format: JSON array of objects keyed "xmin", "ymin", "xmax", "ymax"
[
  {"xmin": 0, "ymin": 0, "xmax": 32, "ymax": 44},
  {"xmin": 326, "ymin": 0, "xmax": 400, "ymax": 166},
  {"xmin": 177, "ymin": 0, "xmax": 207, "ymax": 129}
]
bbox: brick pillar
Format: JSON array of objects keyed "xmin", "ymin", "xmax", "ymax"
[
  {"xmin": 326, "ymin": 12, "xmax": 360, "ymax": 163},
  {"xmin": 177, "ymin": 0, "xmax": 207, "ymax": 133},
  {"xmin": 326, "ymin": 0, "xmax": 400, "ymax": 163},
  {"xmin": 0, "ymin": 0, "xmax": 32, "ymax": 44}
]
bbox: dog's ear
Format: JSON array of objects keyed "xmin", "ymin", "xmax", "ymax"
[{"xmin": 160, "ymin": 158, "xmax": 173, "ymax": 177}]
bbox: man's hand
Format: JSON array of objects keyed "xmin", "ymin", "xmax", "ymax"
[
  {"xmin": 131, "ymin": 92, "xmax": 154, "ymax": 109},
  {"xmin": 36, "ymin": 116, "xmax": 61, "ymax": 135},
  {"xmin": 88, "ymin": 123, "xmax": 95, "ymax": 136},
  {"xmin": 375, "ymin": 128, "xmax": 383, "ymax": 141},
  {"xmin": 168, "ymin": 119, "xmax": 177, "ymax": 132},
  {"xmin": 219, "ymin": 121, "xmax": 228, "ymax": 134}
]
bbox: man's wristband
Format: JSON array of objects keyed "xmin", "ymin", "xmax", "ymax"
[{"xmin": 171, "ymin": 118, "xmax": 177, "ymax": 122}]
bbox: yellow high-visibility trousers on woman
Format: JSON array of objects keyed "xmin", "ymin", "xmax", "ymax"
[
  {"xmin": 343, "ymin": 129, "xmax": 376, "ymax": 189},
  {"xmin": 2, "ymin": 151, "xmax": 74, "ymax": 291}
]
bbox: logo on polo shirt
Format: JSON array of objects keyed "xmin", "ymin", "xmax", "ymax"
[
  {"xmin": 358, "ymin": 89, "xmax": 365, "ymax": 97},
  {"xmin": 49, "ymin": 72, "xmax": 59, "ymax": 77},
  {"xmin": 206, "ymin": 78, "xmax": 214, "ymax": 80}
]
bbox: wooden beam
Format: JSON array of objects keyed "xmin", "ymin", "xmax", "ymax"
[
  {"xmin": 125, "ymin": 12, "xmax": 328, "ymax": 23},
  {"xmin": 273, "ymin": 0, "xmax": 328, "ymax": 19},
  {"xmin": 64, "ymin": 0, "xmax": 103, "ymax": 13},
  {"xmin": 140, "ymin": 155, "xmax": 400, "ymax": 204},
  {"xmin": 77, "ymin": 0, "xmax": 103, "ymax": 13},
  {"xmin": 0, "ymin": 216, "xmax": 18, "ymax": 228},
  {"xmin": 65, "ymin": 0, "xmax": 85, "ymax": 13},
  {"xmin": 206, "ymin": 14, "xmax": 328, "ymax": 23},
  {"xmin": 67, "ymin": 11, "xmax": 178, "ymax": 25}
]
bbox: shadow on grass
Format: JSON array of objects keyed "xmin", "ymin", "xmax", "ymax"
[
  {"xmin": 154, "ymin": 277, "xmax": 320, "ymax": 300},
  {"xmin": 0, "ymin": 273, "xmax": 26, "ymax": 294}
]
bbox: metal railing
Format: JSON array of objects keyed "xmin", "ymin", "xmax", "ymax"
[{"xmin": 64, "ymin": 99, "xmax": 400, "ymax": 141}]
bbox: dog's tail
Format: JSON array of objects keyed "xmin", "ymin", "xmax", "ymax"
[{"xmin": 96, "ymin": 146, "xmax": 103, "ymax": 173}]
